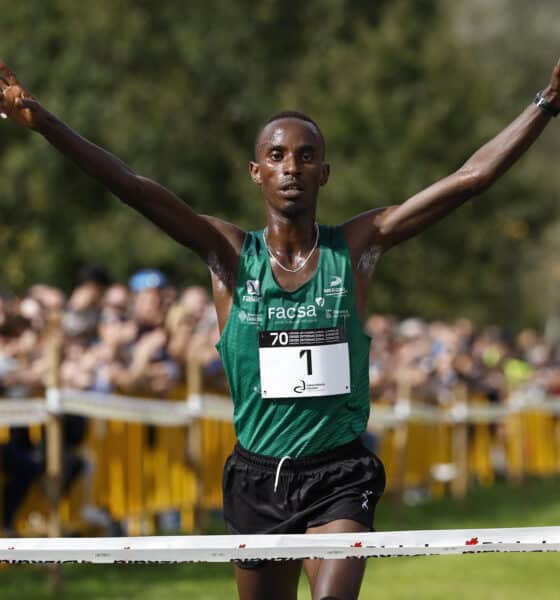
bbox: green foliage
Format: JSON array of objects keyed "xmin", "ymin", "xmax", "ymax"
[{"xmin": 1, "ymin": 0, "xmax": 559, "ymax": 327}]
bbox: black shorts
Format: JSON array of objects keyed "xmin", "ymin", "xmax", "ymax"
[{"xmin": 223, "ymin": 437, "xmax": 386, "ymax": 567}]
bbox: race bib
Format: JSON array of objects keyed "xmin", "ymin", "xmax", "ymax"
[{"xmin": 258, "ymin": 327, "xmax": 351, "ymax": 398}]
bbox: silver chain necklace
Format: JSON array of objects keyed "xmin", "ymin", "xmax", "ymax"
[{"xmin": 263, "ymin": 223, "xmax": 319, "ymax": 273}]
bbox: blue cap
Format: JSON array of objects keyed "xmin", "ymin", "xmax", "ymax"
[{"xmin": 129, "ymin": 269, "xmax": 168, "ymax": 292}]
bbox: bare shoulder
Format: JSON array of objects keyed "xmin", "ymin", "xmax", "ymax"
[{"xmin": 200, "ymin": 215, "xmax": 247, "ymax": 253}]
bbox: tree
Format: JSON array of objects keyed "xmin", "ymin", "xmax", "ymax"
[{"xmin": 1, "ymin": 0, "xmax": 558, "ymax": 329}]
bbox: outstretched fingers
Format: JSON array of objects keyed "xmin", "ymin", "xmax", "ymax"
[{"xmin": 15, "ymin": 96, "xmax": 35, "ymax": 110}]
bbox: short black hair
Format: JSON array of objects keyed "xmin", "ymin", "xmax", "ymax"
[
  {"xmin": 255, "ymin": 110, "xmax": 325, "ymax": 157},
  {"xmin": 77, "ymin": 264, "xmax": 111, "ymax": 286}
]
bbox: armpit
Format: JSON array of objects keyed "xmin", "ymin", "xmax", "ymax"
[
  {"xmin": 357, "ymin": 245, "xmax": 382, "ymax": 274},
  {"xmin": 207, "ymin": 251, "xmax": 234, "ymax": 290}
]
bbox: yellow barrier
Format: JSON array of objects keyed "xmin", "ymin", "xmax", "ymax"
[
  {"xmin": 468, "ymin": 396, "xmax": 495, "ymax": 487},
  {"xmin": 2, "ymin": 385, "xmax": 560, "ymax": 536}
]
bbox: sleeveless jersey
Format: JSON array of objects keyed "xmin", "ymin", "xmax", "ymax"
[{"xmin": 216, "ymin": 225, "xmax": 371, "ymax": 457}]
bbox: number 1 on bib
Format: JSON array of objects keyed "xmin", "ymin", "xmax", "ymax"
[{"xmin": 258, "ymin": 327, "xmax": 351, "ymax": 398}]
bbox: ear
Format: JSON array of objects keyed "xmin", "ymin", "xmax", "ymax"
[
  {"xmin": 249, "ymin": 161, "xmax": 262, "ymax": 185},
  {"xmin": 320, "ymin": 162, "xmax": 330, "ymax": 187}
]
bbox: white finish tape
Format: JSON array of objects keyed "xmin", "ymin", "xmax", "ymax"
[{"xmin": 0, "ymin": 527, "xmax": 558, "ymax": 564}]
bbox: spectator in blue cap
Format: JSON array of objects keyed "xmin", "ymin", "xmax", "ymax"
[{"xmin": 128, "ymin": 269, "xmax": 168, "ymax": 293}]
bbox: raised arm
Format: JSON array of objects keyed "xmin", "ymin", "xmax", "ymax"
[
  {"xmin": 0, "ymin": 61, "xmax": 244, "ymax": 288},
  {"xmin": 343, "ymin": 60, "xmax": 560, "ymax": 256}
]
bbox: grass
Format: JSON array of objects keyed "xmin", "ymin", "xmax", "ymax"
[{"xmin": 1, "ymin": 478, "xmax": 559, "ymax": 599}]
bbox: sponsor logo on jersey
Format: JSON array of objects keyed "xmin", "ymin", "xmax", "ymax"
[
  {"xmin": 329, "ymin": 275, "xmax": 343, "ymax": 287},
  {"xmin": 315, "ymin": 297, "xmax": 325, "ymax": 307},
  {"xmin": 242, "ymin": 280, "xmax": 261, "ymax": 303},
  {"xmin": 267, "ymin": 304, "xmax": 318, "ymax": 321},
  {"xmin": 238, "ymin": 309, "xmax": 262, "ymax": 325},
  {"xmin": 324, "ymin": 274, "xmax": 348, "ymax": 297},
  {"xmin": 246, "ymin": 280, "xmax": 260, "ymax": 295},
  {"xmin": 325, "ymin": 308, "xmax": 351, "ymax": 320}
]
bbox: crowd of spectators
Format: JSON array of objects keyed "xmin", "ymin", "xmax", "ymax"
[
  {"xmin": 366, "ymin": 315, "xmax": 560, "ymax": 406},
  {"xmin": 2, "ymin": 268, "xmax": 558, "ymax": 405},
  {"xmin": 2, "ymin": 266, "xmax": 560, "ymax": 532},
  {"xmin": 0, "ymin": 267, "xmax": 222, "ymax": 400}
]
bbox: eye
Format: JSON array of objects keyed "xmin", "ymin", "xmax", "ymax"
[
  {"xmin": 269, "ymin": 150, "xmax": 283, "ymax": 161},
  {"xmin": 301, "ymin": 150, "xmax": 314, "ymax": 162}
]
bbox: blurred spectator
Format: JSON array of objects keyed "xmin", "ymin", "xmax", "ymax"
[
  {"xmin": 102, "ymin": 283, "xmax": 130, "ymax": 315},
  {"xmin": 166, "ymin": 286, "xmax": 210, "ymax": 363},
  {"xmin": 4, "ymin": 272, "xmax": 560, "ymax": 405},
  {"xmin": 129, "ymin": 269, "xmax": 167, "ymax": 294}
]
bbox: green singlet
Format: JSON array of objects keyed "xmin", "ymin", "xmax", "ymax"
[{"xmin": 216, "ymin": 225, "xmax": 371, "ymax": 457}]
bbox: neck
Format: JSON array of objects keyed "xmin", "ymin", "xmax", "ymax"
[{"xmin": 265, "ymin": 215, "xmax": 317, "ymax": 257}]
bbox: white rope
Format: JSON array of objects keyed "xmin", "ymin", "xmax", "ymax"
[
  {"xmin": 56, "ymin": 389, "xmax": 195, "ymax": 425},
  {"xmin": 368, "ymin": 403, "xmax": 511, "ymax": 429},
  {"xmin": 55, "ymin": 389, "xmax": 233, "ymax": 425},
  {"xmin": 0, "ymin": 390, "xmax": 231, "ymax": 426},
  {"xmin": 186, "ymin": 393, "xmax": 234, "ymax": 422},
  {"xmin": 0, "ymin": 386, "xmax": 559, "ymax": 428},
  {"xmin": 0, "ymin": 399, "xmax": 48, "ymax": 426},
  {"xmin": 0, "ymin": 527, "xmax": 559, "ymax": 564}
]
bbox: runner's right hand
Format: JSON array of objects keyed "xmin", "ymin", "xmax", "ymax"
[{"xmin": 0, "ymin": 60, "xmax": 48, "ymax": 129}]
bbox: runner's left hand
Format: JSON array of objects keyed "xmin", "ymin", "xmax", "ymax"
[{"xmin": 542, "ymin": 59, "xmax": 560, "ymax": 109}]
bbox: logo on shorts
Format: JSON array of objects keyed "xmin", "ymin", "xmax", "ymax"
[{"xmin": 361, "ymin": 490, "xmax": 373, "ymax": 511}]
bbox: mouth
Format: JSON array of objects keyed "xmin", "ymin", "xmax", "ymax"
[{"xmin": 279, "ymin": 181, "xmax": 304, "ymax": 198}]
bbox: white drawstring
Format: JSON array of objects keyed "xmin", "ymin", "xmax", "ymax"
[{"xmin": 273, "ymin": 456, "xmax": 292, "ymax": 493}]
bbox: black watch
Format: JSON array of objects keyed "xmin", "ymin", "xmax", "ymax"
[{"xmin": 534, "ymin": 90, "xmax": 560, "ymax": 117}]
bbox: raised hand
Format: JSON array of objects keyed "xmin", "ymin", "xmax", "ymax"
[
  {"xmin": 0, "ymin": 60, "xmax": 46, "ymax": 129},
  {"xmin": 543, "ymin": 59, "xmax": 560, "ymax": 109}
]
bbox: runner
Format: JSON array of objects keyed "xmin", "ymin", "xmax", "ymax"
[{"xmin": 1, "ymin": 59, "xmax": 559, "ymax": 600}]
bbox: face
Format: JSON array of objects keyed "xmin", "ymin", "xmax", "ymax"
[
  {"xmin": 250, "ymin": 118, "xmax": 330, "ymax": 217},
  {"xmin": 99, "ymin": 307, "xmax": 137, "ymax": 345},
  {"xmin": 181, "ymin": 286, "xmax": 209, "ymax": 320},
  {"xmin": 103, "ymin": 284, "xmax": 130, "ymax": 313},
  {"xmin": 133, "ymin": 288, "xmax": 163, "ymax": 327}
]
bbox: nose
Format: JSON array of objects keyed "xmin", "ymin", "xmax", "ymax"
[{"xmin": 283, "ymin": 153, "xmax": 300, "ymax": 175}]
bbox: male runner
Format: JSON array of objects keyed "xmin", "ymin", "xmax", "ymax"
[{"xmin": 1, "ymin": 59, "xmax": 559, "ymax": 600}]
